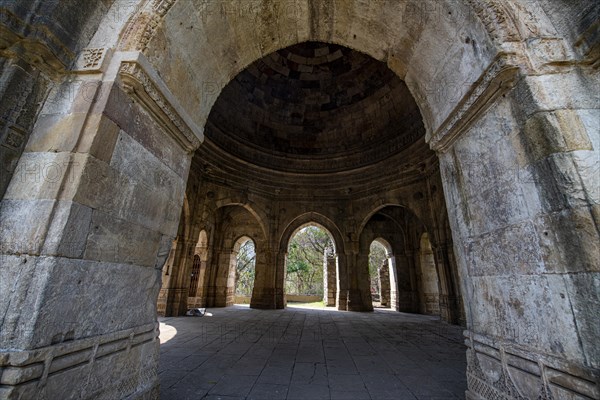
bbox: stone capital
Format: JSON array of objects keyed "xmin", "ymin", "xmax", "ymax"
[{"xmin": 113, "ymin": 51, "xmax": 203, "ymax": 153}]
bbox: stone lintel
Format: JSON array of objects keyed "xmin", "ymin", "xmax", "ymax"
[
  {"xmin": 115, "ymin": 52, "xmax": 203, "ymax": 154},
  {"xmin": 428, "ymin": 52, "xmax": 521, "ymax": 153}
]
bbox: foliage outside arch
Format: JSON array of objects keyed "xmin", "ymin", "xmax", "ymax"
[
  {"xmin": 286, "ymin": 224, "xmax": 334, "ymax": 297},
  {"xmin": 368, "ymin": 239, "xmax": 390, "ymax": 299},
  {"xmin": 234, "ymin": 236, "xmax": 255, "ymax": 297}
]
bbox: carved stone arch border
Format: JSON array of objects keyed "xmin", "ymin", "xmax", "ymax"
[
  {"xmin": 113, "ymin": 0, "xmax": 538, "ymax": 153},
  {"xmin": 357, "ymin": 203, "xmax": 419, "ymax": 243},
  {"xmin": 212, "ymin": 198, "xmax": 269, "ymax": 242},
  {"xmin": 358, "ymin": 212, "xmax": 408, "ymax": 256},
  {"xmin": 372, "ymin": 237, "xmax": 394, "ymax": 256},
  {"xmin": 278, "ymin": 212, "xmax": 345, "ymax": 257}
]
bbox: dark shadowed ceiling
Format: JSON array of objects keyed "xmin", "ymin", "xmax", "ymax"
[{"xmin": 204, "ymin": 41, "xmax": 425, "ymax": 174}]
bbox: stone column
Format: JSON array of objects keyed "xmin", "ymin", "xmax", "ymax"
[
  {"xmin": 162, "ymin": 239, "xmax": 195, "ymax": 316},
  {"xmin": 251, "ymin": 248, "xmax": 281, "ymax": 309},
  {"xmin": 323, "ymin": 253, "xmax": 337, "ymax": 306},
  {"xmin": 191, "ymin": 243, "xmax": 209, "ymax": 307},
  {"xmin": 436, "ymin": 68, "xmax": 600, "ymax": 399},
  {"xmin": 346, "ymin": 252, "xmax": 373, "ymax": 311},
  {"xmin": 433, "ymin": 243, "xmax": 459, "ymax": 323},
  {"xmin": 378, "ymin": 260, "xmax": 390, "ymax": 307},
  {"xmin": 157, "ymin": 239, "xmax": 177, "ymax": 315},
  {"xmin": 206, "ymin": 248, "xmax": 234, "ymax": 307},
  {"xmin": 379, "ymin": 259, "xmax": 391, "ymax": 307},
  {"xmin": 336, "ymin": 252, "xmax": 349, "ymax": 310},
  {"xmin": 0, "ymin": 51, "xmax": 200, "ymax": 399},
  {"xmin": 394, "ymin": 253, "xmax": 416, "ymax": 312},
  {"xmin": 388, "ymin": 256, "xmax": 400, "ymax": 311}
]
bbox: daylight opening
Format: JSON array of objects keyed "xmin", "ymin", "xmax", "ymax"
[
  {"xmin": 286, "ymin": 225, "xmax": 334, "ymax": 306},
  {"xmin": 233, "ymin": 237, "xmax": 256, "ymax": 304},
  {"xmin": 369, "ymin": 240, "xmax": 392, "ymax": 308}
]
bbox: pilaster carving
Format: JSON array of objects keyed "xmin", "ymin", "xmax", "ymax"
[{"xmin": 118, "ymin": 60, "xmax": 202, "ymax": 153}]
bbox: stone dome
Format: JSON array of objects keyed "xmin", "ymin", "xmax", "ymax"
[{"xmin": 205, "ymin": 42, "xmax": 425, "ymax": 173}]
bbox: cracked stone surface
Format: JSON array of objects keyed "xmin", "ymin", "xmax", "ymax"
[{"xmin": 158, "ymin": 305, "xmax": 467, "ymax": 400}]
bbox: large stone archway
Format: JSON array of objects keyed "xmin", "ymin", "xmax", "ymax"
[{"xmin": 1, "ymin": 1, "xmax": 598, "ymax": 399}]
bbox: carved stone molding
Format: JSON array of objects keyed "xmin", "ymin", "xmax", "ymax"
[
  {"xmin": 119, "ymin": 0, "xmax": 177, "ymax": 51},
  {"xmin": 464, "ymin": 330, "xmax": 600, "ymax": 400},
  {"xmin": 0, "ymin": 323, "xmax": 157, "ymax": 388},
  {"xmin": 428, "ymin": 53, "xmax": 521, "ymax": 153},
  {"xmin": 118, "ymin": 58, "xmax": 202, "ymax": 153}
]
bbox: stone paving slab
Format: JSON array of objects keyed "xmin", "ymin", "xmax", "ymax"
[{"xmin": 159, "ymin": 305, "xmax": 467, "ymax": 399}]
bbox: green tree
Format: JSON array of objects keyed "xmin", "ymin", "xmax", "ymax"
[
  {"xmin": 286, "ymin": 226, "xmax": 332, "ymax": 296},
  {"xmin": 235, "ymin": 239, "xmax": 256, "ymax": 296},
  {"xmin": 369, "ymin": 241, "xmax": 387, "ymax": 299}
]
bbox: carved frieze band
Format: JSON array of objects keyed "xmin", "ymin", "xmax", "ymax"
[
  {"xmin": 118, "ymin": 60, "xmax": 201, "ymax": 153},
  {"xmin": 428, "ymin": 53, "xmax": 521, "ymax": 153},
  {"xmin": 0, "ymin": 322, "xmax": 157, "ymax": 387},
  {"xmin": 464, "ymin": 330, "xmax": 600, "ymax": 400}
]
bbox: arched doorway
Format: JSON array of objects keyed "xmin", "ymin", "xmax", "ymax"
[
  {"xmin": 368, "ymin": 238, "xmax": 396, "ymax": 309},
  {"xmin": 285, "ymin": 224, "xmax": 335, "ymax": 306},
  {"xmin": 233, "ymin": 236, "xmax": 256, "ymax": 304}
]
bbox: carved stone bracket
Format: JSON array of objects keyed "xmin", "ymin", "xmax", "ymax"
[
  {"xmin": 73, "ymin": 48, "xmax": 111, "ymax": 73},
  {"xmin": 428, "ymin": 53, "xmax": 521, "ymax": 153},
  {"xmin": 117, "ymin": 55, "xmax": 202, "ymax": 153}
]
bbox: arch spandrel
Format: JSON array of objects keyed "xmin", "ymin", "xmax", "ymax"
[{"xmin": 119, "ymin": 0, "xmax": 504, "ymax": 144}]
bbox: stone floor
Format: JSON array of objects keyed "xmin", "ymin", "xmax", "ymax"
[{"xmin": 158, "ymin": 305, "xmax": 467, "ymax": 400}]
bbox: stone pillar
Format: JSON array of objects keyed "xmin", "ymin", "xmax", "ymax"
[
  {"xmin": 394, "ymin": 253, "xmax": 416, "ymax": 312},
  {"xmin": 323, "ymin": 253, "xmax": 337, "ymax": 306},
  {"xmin": 433, "ymin": 243, "xmax": 459, "ymax": 323},
  {"xmin": 206, "ymin": 248, "xmax": 234, "ymax": 307},
  {"xmin": 0, "ymin": 51, "xmax": 200, "ymax": 399},
  {"xmin": 251, "ymin": 249, "xmax": 281, "ymax": 309},
  {"xmin": 437, "ymin": 69, "xmax": 600, "ymax": 399},
  {"xmin": 378, "ymin": 260, "xmax": 390, "ymax": 307},
  {"xmin": 162, "ymin": 239, "xmax": 195, "ymax": 316},
  {"xmin": 388, "ymin": 257, "xmax": 400, "ymax": 311},
  {"xmin": 346, "ymin": 252, "xmax": 373, "ymax": 311},
  {"xmin": 192, "ymin": 247, "xmax": 209, "ymax": 306},
  {"xmin": 157, "ymin": 239, "xmax": 177, "ymax": 315}
]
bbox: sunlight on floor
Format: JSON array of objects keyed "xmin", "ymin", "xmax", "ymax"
[{"xmin": 158, "ymin": 322, "xmax": 177, "ymax": 344}]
